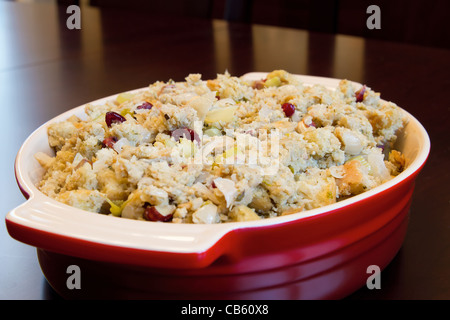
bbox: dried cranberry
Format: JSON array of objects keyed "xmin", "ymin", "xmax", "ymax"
[
  {"xmin": 105, "ymin": 111, "xmax": 126, "ymax": 127},
  {"xmin": 282, "ymin": 103, "xmax": 295, "ymax": 117},
  {"xmin": 355, "ymin": 85, "xmax": 366, "ymax": 102},
  {"xmin": 144, "ymin": 205, "xmax": 173, "ymax": 222},
  {"xmin": 171, "ymin": 127, "xmax": 201, "ymax": 144},
  {"xmin": 102, "ymin": 136, "xmax": 117, "ymax": 148},
  {"xmin": 136, "ymin": 102, "xmax": 153, "ymax": 110}
]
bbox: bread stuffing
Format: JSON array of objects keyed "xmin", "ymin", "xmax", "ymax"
[{"xmin": 35, "ymin": 70, "xmax": 408, "ymax": 223}]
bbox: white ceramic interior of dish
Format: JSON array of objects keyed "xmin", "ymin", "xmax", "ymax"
[{"xmin": 7, "ymin": 73, "xmax": 430, "ymax": 254}]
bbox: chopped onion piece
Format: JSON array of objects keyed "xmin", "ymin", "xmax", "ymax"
[
  {"xmin": 192, "ymin": 203, "xmax": 219, "ymax": 224},
  {"xmin": 113, "ymin": 137, "xmax": 131, "ymax": 153},
  {"xmin": 342, "ymin": 131, "xmax": 363, "ymax": 155},
  {"xmin": 230, "ymin": 205, "xmax": 261, "ymax": 222},
  {"xmin": 368, "ymin": 151, "xmax": 390, "ymax": 181},
  {"xmin": 329, "ymin": 166, "xmax": 345, "ymax": 179},
  {"xmin": 192, "ymin": 182, "xmax": 221, "ymax": 204},
  {"xmin": 213, "ymin": 177, "xmax": 237, "ymax": 208},
  {"xmin": 188, "ymin": 93, "xmax": 215, "ymax": 121},
  {"xmin": 205, "ymin": 105, "xmax": 238, "ymax": 124},
  {"xmin": 34, "ymin": 152, "xmax": 55, "ymax": 169}
]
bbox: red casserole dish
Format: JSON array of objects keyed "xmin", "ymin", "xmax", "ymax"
[{"xmin": 6, "ymin": 73, "xmax": 430, "ymax": 299}]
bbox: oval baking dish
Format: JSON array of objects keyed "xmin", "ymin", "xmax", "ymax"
[{"xmin": 6, "ymin": 73, "xmax": 430, "ymax": 299}]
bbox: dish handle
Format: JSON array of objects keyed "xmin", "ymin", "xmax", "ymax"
[{"xmin": 6, "ymin": 196, "xmax": 242, "ymax": 269}]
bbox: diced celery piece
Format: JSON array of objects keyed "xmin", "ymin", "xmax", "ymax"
[
  {"xmin": 163, "ymin": 138, "xmax": 176, "ymax": 148},
  {"xmin": 266, "ymin": 70, "xmax": 289, "ymax": 82},
  {"xmin": 179, "ymin": 138, "xmax": 196, "ymax": 157},
  {"xmin": 223, "ymin": 146, "xmax": 238, "ymax": 158},
  {"xmin": 347, "ymin": 155, "xmax": 372, "ymax": 173},
  {"xmin": 204, "ymin": 127, "xmax": 222, "ymax": 137},
  {"xmin": 120, "ymin": 108, "xmax": 132, "ymax": 117},
  {"xmin": 106, "ymin": 199, "xmax": 123, "ymax": 217},
  {"xmin": 116, "ymin": 92, "xmax": 135, "ymax": 105},
  {"xmin": 262, "ymin": 179, "xmax": 272, "ymax": 187},
  {"xmin": 264, "ymin": 76, "xmax": 281, "ymax": 87},
  {"xmin": 214, "ymin": 145, "xmax": 242, "ymax": 164}
]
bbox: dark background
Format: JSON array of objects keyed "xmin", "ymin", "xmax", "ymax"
[
  {"xmin": 1, "ymin": 0, "xmax": 449, "ymax": 300},
  {"xmin": 79, "ymin": 0, "xmax": 450, "ymax": 49}
]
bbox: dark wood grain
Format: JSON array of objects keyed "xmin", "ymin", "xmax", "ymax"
[{"xmin": 1, "ymin": 1, "xmax": 449, "ymax": 300}]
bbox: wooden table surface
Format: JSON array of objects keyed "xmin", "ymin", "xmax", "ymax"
[{"xmin": 1, "ymin": 1, "xmax": 449, "ymax": 300}]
